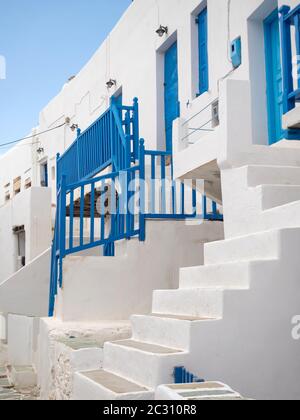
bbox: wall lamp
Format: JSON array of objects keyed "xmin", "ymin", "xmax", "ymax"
[
  {"xmin": 106, "ymin": 79, "xmax": 117, "ymax": 89},
  {"xmin": 156, "ymin": 25, "xmax": 168, "ymax": 37},
  {"xmin": 70, "ymin": 124, "xmax": 79, "ymax": 132}
]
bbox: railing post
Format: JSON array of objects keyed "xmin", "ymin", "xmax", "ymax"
[
  {"xmin": 59, "ymin": 175, "xmax": 67, "ymax": 288},
  {"xmin": 279, "ymin": 6, "xmax": 294, "ymax": 113},
  {"xmin": 56, "ymin": 153, "xmax": 60, "ymax": 190},
  {"xmin": 202, "ymin": 195, "xmax": 208, "ymax": 220},
  {"xmin": 139, "ymin": 139, "xmax": 146, "ymax": 242},
  {"xmin": 110, "ymin": 98, "xmax": 116, "ymax": 171},
  {"xmin": 133, "ymin": 97, "xmax": 139, "ymax": 161}
]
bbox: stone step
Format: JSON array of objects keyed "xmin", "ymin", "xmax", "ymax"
[
  {"xmin": 7, "ymin": 365, "xmax": 37, "ymax": 390},
  {"xmin": 245, "ymin": 144, "xmax": 300, "ymax": 167},
  {"xmin": 156, "ymin": 382, "xmax": 245, "ymax": 400},
  {"xmin": 204, "ymin": 229, "xmax": 282, "ymax": 265},
  {"xmin": 179, "ymin": 261, "xmax": 253, "ymax": 290},
  {"xmin": 131, "ymin": 314, "xmax": 217, "ymax": 351},
  {"xmin": 152, "ymin": 289, "xmax": 223, "ymax": 318},
  {"xmin": 256, "ymin": 184, "xmax": 300, "ymax": 210},
  {"xmin": 261, "ymin": 200, "xmax": 300, "ymax": 232},
  {"xmin": 103, "ymin": 340, "xmax": 188, "ymax": 388},
  {"xmin": 246, "ymin": 165, "xmax": 300, "ymax": 188},
  {"xmin": 73, "ymin": 369, "xmax": 153, "ymax": 400}
]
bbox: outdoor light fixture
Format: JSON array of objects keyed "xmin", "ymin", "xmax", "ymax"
[
  {"xmin": 156, "ymin": 25, "xmax": 168, "ymax": 37},
  {"xmin": 37, "ymin": 147, "xmax": 44, "ymax": 154},
  {"xmin": 106, "ymin": 79, "xmax": 117, "ymax": 89},
  {"xmin": 70, "ymin": 124, "xmax": 79, "ymax": 132}
]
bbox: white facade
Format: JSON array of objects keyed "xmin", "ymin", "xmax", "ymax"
[{"xmin": 1, "ymin": 0, "xmax": 300, "ymax": 400}]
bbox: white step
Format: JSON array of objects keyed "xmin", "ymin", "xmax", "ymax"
[
  {"xmin": 103, "ymin": 340, "xmax": 188, "ymax": 388},
  {"xmin": 156, "ymin": 382, "xmax": 245, "ymax": 400},
  {"xmin": 152, "ymin": 289, "xmax": 223, "ymax": 318},
  {"xmin": 73, "ymin": 369, "xmax": 153, "ymax": 400},
  {"xmin": 179, "ymin": 261, "xmax": 255, "ymax": 290},
  {"xmin": 256, "ymin": 185, "xmax": 300, "ymax": 210},
  {"xmin": 204, "ymin": 229, "xmax": 281, "ymax": 265},
  {"xmin": 244, "ymin": 144, "xmax": 300, "ymax": 167},
  {"xmin": 7, "ymin": 366, "xmax": 37, "ymax": 390},
  {"xmin": 262, "ymin": 200, "xmax": 300, "ymax": 231},
  {"xmin": 131, "ymin": 314, "xmax": 217, "ymax": 351},
  {"xmin": 246, "ymin": 165, "xmax": 300, "ymax": 188}
]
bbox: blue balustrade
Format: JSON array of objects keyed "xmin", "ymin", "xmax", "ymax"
[
  {"xmin": 173, "ymin": 367, "xmax": 205, "ymax": 384},
  {"xmin": 49, "ymin": 97, "xmax": 223, "ymax": 316}
]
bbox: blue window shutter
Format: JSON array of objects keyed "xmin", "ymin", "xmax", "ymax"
[{"xmin": 198, "ymin": 8, "xmax": 209, "ymax": 95}]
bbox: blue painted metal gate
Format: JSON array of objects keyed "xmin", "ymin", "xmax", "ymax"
[
  {"xmin": 164, "ymin": 42, "xmax": 180, "ymax": 152},
  {"xmin": 265, "ymin": 10, "xmax": 284, "ymax": 145}
]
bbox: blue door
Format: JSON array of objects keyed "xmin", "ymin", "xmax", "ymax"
[
  {"xmin": 264, "ymin": 10, "xmax": 284, "ymax": 145},
  {"xmin": 164, "ymin": 42, "xmax": 180, "ymax": 152},
  {"xmin": 198, "ymin": 8, "xmax": 209, "ymax": 95}
]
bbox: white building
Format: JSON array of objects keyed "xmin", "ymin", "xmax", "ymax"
[{"xmin": 1, "ymin": 0, "xmax": 300, "ymax": 400}]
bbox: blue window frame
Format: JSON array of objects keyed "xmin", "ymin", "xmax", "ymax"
[{"xmin": 197, "ymin": 7, "xmax": 209, "ymax": 95}]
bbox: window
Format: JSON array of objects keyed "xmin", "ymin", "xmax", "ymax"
[
  {"xmin": 13, "ymin": 177, "xmax": 21, "ymax": 196},
  {"xmin": 197, "ymin": 7, "xmax": 209, "ymax": 95},
  {"xmin": 25, "ymin": 178, "xmax": 32, "ymax": 190},
  {"xmin": 5, "ymin": 191, "xmax": 10, "ymax": 202},
  {"xmin": 4, "ymin": 183, "xmax": 10, "ymax": 202},
  {"xmin": 41, "ymin": 162, "xmax": 48, "ymax": 187}
]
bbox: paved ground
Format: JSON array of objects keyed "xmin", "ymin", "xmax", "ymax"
[{"xmin": 0, "ymin": 367, "xmax": 37, "ymax": 401}]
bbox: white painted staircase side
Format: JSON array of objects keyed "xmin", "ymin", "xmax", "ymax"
[
  {"xmin": 55, "ymin": 220, "xmax": 223, "ymax": 322},
  {"xmin": 73, "ymin": 161, "xmax": 300, "ymax": 401}
]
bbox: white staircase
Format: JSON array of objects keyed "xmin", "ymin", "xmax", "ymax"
[{"xmin": 73, "ymin": 152, "xmax": 300, "ymax": 400}]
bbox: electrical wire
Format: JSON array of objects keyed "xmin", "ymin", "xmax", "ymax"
[{"xmin": 0, "ymin": 122, "xmax": 66, "ymax": 149}]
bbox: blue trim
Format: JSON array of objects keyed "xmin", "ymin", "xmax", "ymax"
[
  {"xmin": 264, "ymin": 9, "xmax": 285, "ymax": 145},
  {"xmin": 164, "ymin": 42, "xmax": 180, "ymax": 152},
  {"xmin": 197, "ymin": 8, "xmax": 209, "ymax": 95},
  {"xmin": 174, "ymin": 367, "xmax": 205, "ymax": 384}
]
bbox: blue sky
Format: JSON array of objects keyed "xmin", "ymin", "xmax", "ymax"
[{"xmin": 0, "ymin": 0, "xmax": 131, "ymax": 152}]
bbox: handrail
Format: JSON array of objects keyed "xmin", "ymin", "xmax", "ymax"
[
  {"xmin": 57, "ymin": 98, "xmax": 139, "ymax": 186},
  {"xmin": 182, "ymin": 98, "xmax": 218, "ymax": 127},
  {"xmin": 49, "ymin": 97, "xmax": 223, "ymax": 316}
]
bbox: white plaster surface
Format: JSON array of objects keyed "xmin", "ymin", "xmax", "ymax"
[
  {"xmin": 37, "ymin": 317, "xmax": 131, "ymax": 400},
  {"xmin": 55, "ymin": 220, "xmax": 224, "ymax": 322}
]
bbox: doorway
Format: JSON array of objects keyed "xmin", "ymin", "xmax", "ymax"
[
  {"xmin": 264, "ymin": 9, "xmax": 284, "ymax": 145},
  {"xmin": 164, "ymin": 41, "xmax": 180, "ymax": 152}
]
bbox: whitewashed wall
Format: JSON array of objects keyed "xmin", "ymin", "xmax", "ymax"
[
  {"xmin": 0, "ymin": 0, "xmax": 297, "ymax": 282},
  {"xmin": 1, "ymin": 0, "xmax": 294, "ymax": 200},
  {"xmin": 0, "ymin": 187, "xmax": 52, "ymax": 283}
]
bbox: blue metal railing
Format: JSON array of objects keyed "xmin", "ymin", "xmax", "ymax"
[
  {"xmin": 57, "ymin": 98, "xmax": 139, "ymax": 186},
  {"xmin": 49, "ymin": 98, "xmax": 223, "ymax": 316},
  {"xmin": 173, "ymin": 367, "xmax": 205, "ymax": 384},
  {"xmin": 280, "ymin": 5, "xmax": 300, "ymax": 114}
]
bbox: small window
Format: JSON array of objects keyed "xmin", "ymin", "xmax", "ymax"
[
  {"xmin": 41, "ymin": 162, "xmax": 48, "ymax": 187},
  {"xmin": 5, "ymin": 191, "xmax": 10, "ymax": 202},
  {"xmin": 25, "ymin": 178, "xmax": 32, "ymax": 190},
  {"xmin": 13, "ymin": 177, "xmax": 21, "ymax": 196}
]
